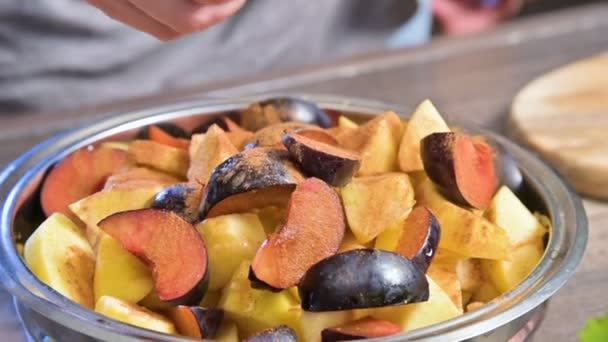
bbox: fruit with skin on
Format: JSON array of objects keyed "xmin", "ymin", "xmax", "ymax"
[
  {"xmin": 250, "ymin": 178, "xmax": 345, "ymax": 290},
  {"xmin": 199, "ymin": 148, "xmax": 305, "ymax": 219},
  {"xmin": 341, "ymin": 173, "xmax": 415, "ymax": 244},
  {"xmin": 69, "ymin": 186, "xmax": 161, "ymax": 249},
  {"xmin": 416, "ymin": 178, "xmax": 510, "ymax": 260},
  {"xmin": 398, "ymin": 99, "xmax": 450, "ymax": 172},
  {"xmin": 98, "ymin": 208, "xmax": 209, "ymax": 305},
  {"xmin": 321, "ymin": 317, "xmax": 401, "ymax": 341},
  {"xmin": 218, "ymin": 261, "xmax": 302, "ymax": 339},
  {"xmin": 245, "ymin": 325, "xmax": 298, "ymax": 342},
  {"xmin": 152, "ymin": 182, "xmax": 204, "ymax": 223},
  {"xmin": 24, "ymin": 213, "xmax": 95, "ymax": 308},
  {"xmin": 282, "ymin": 132, "xmax": 361, "ymax": 186},
  {"xmin": 167, "ymin": 306, "xmax": 223, "ymax": 339},
  {"xmin": 128, "ymin": 140, "xmax": 189, "ymax": 178},
  {"xmin": 188, "ymin": 124, "xmax": 239, "ymax": 184},
  {"xmin": 393, "ymin": 206, "xmax": 441, "ymax": 273},
  {"xmin": 196, "ymin": 213, "xmax": 266, "ymax": 290},
  {"xmin": 368, "ymin": 275, "xmax": 461, "ymax": 331},
  {"xmin": 240, "ymin": 97, "xmax": 331, "ymax": 131},
  {"xmin": 136, "ymin": 123, "xmax": 189, "ymax": 140},
  {"xmin": 298, "ymin": 249, "xmax": 429, "ymax": 312},
  {"xmin": 40, "ymin": 145, "xmax": 126, "ymax": 216},
  {"xmin": 95, "ymin": 295, "xmax": 176, "ymax": 333},
  {"xmin": 300, "ymin": 311, "xmax": 355, "ymax": 342},
  {"xmin": 94, "ymin": 233, "xmax": 154, "ymax": 304},
  {"xmin": 336, "ymin": 112, "xmax": 402, "ymax": 175},
  {"xmin": 244, "ymin": 122, "xmax": 320, "ymax": 149},
  {"xmin": 421, "ymin": 132, "xmax": 497, "ymax": 209},
  {"xmin": 148, "ymin": 125, "xmax": 190, "ymax": 150}
]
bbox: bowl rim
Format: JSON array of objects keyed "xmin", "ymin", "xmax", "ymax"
[{"xmin": 0, "ymin": 94, "xmax": 588, "ymax": 342}]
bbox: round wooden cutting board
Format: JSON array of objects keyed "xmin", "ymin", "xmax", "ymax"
[{"xmin": 509, "ymin": 52, "xmax": 608, "ymax": 200}]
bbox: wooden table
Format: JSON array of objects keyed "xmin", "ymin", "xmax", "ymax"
[{"xmin": 1, "ymin": 3, "xmax": 607, "ymax": 341}]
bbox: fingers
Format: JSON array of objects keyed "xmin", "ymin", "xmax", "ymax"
[
  {"xmin": 86, "ymin": 0, "xmax": 179, "ymax": 41},
  {"xmin": 128, "ymin": 0, "xmax": 246, "ymax": 34}
]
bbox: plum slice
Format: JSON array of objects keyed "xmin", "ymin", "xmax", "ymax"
[
  {"xmin": 199, "ymin": 148, "xmax": 305, "ymax": 219},
  {"xmin": 191, "ymin": 116, "xmax": 241, "ymax": 135},
  {"xmin": 282, "ymin": 132, "xmax": 361, "ymax": 187},
  {"xmin": 148, "ymin": 125, "xmax": 190, "ymax": 150},
  {"xmin": 152, "ymin": 182, "xmax": 204, "ymax": 223},
  {"xmin": 394, "ymin": 206, "xmax": 441, "ymax": 273},
  {"xmin": 40, "ymin": 145, "xmax": 126, "ymax": 217},
  {"xmin": 421, "ymin": 132, "xmax": 497, "ymax": 209},
  {"xmin": 298, "ymin": 249, "xmax": 429, "ymax": 311},
  {"xmin": 250, "ymin": 178, "xmax": 345, "ymax": 290},
  {"xmin": 241, "ymin": 97, "xmax": 331, "ymax": 131},
  {"xmin": 245, "ymin": 325, "xmax": 297, "ymax": 342},
  {"xmin": 321, "ymin": 317, "xmax": 401, "ymax": 341},
  {"xmin": 98, "ymin": 208, "xmax": 208, "ymax": 305},
  {"xmin": 243, "ymin": 122, "xmax": 320, "ymax": 150},
  {"xmin": 136, "ymin": 123, "xmax": 189, "ymax": 139},
  {"xmin": 168, "ymin": 306, "xmax": 223, "ymax": 338}
]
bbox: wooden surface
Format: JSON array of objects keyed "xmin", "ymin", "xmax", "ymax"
[
  {"xmin": 510, "ymin": 52, "xmax": 608, "ymax": 200},
  {"xmin": 1, "ymin": 3, "xmax": 608, "ymax": 342}
]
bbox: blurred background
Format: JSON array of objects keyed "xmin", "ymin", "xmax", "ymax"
[{"xmin": 0, "ymin": 0, "xmax": 603, "ymax": 116}]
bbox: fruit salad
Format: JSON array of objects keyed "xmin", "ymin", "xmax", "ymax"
[{"xmin": 21, "ymin": 97, "xmax": 550, "ymax": 341}]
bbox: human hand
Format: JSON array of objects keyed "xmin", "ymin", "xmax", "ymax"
[
  {"xmin": 433, "ymin": 0, "xmax": 524, "ymax": 35},
  {"xmin": 86, "ymin": 0, "xmax": 247, "ymax": 41}
]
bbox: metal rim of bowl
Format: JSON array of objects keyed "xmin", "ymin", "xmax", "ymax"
[{"xmin": 0, "ymin": 94, "xmax": 588, "ymax": 342}]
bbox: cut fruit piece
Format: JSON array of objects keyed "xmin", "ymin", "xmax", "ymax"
[
  {"xmin": 416, "ymin": 179, "xmax": 510, "ymax": 260},
  {"xmin": 484, "ymin": 186, "xmax": 546, "ymax": 246},
  {"xmin": 246, "ymin": 325, "xmax": 298, "ymax": 342},
  {"xmin": 191, "ymin": 116, "xmax": 241, "ymax": 135},
  {"xmin": 24, "ymin": 213, "xmax": 95, "ymax": 308},
  {"xmin": 321, "ymin": 317, "xmax": 401, "ymax": 341},
  {"xmin": 215, "ymin": 320, "xmax": 239, "ymax": 342},
  {"xmin": 200, "ymin": 148, "xmax": 305, "ymax": 219},
  {"xmin": 299, "ymin": 249, "xmax": 429, "ymax": 312},
  {"xmin": 244, "ymin": 122, "xmax": 320, "ymax": 149},
  {"xmin": 337, "ymin": 232, "xmax": 370, "ymax": 253},
  {"xmin": 282, "ymin": 132, "xmax": 360, "ymax": 186},
  {"xmin": 338, "ymin": 116, "xmax": 359, "ymax": 129},
  {"xmin": 250, "ymin": 178, "xmax": 345, "ymax": 290},
  {"xmin": 136, "ymin": 123, "xmax": 189, "ymax": 139},
  {"xmin": 148, "ymin": 125, "xmax": 190, "ymax": 150},
  {"xmin": 293, "ymin": 128, "xmax": 339, "ymax": 146},
  {"xmin": 94, "ymin": 233, "xmax": 154, "ymax": 304},
  {"xmin": 99, "ymin": 209, "xmax": 208, "ymax": 305},
  {"xmin": 41, "ymin": 145, "xmax": 126, "ymax": 216},
  {"xmin": 394, "ymin": 206, "xmax": 441, "ymax": 273},
  {"xmin": 255, "ymin": 206, "xmax": 286, "ymax": 235},
  {"xmin": 152, "ymin": 182, "xmax": 204, "ymax": 223},
  {"xmin": 421, "ymin": 132, "xmax": 497, "ymax": 209},
  {"xmin": 168, "ymin": 306, "xmax": 223, "ymax": 338},
  {"xmin": 455, "ymin": 258, "xmax": 484, "ymax": 293},
  {"xmin": 369, "ymin": 275, "xmax": 461, "ymax": 331},
  {"xmin": 199, "ymin": 290, "xmax": 222, "ymax": 308},
  {"xmin": 138, "ymin": 289, "xmax": 171, "ymax": 312},
  {"xmin": 241, "ymin": 97, "xmax": 331, "ymax": 131},
  {"xmin": 188, "ymin": 124, "xmax": 239, "ymax": 184},
  {"xmin": 336, "ymin": 112, "xmax": 402, "ymax": 175},
  {"xmin": 481, "ymin": 238, "xmax": 545, "ymax": 294},
  {"xmin": 398, "ymin": 99, "xmax": 450, "ymax": 172},
  {"xmin": 103, "ymin": 167, "xmax": 179, "ymax": 191},
  {"xmin": 300, "ymin": 311, "xmax": 354, "ymax": 342},
  {"xmin": 196, "ymin": 213, "xmax": 266, "ymax": 290},
  {"xmin": 128, "ymin": 140, "xmax": 189, "ymax": 178},
  {"xmin": 218, "ymin": 261, "xmax": 301, "ymax": 339},
  {"xmin": 471, "ymin": 281, "xmax": 500, "ymax": 303},
  {"xmin": 95, "ymin": 295, "xmax": 176, "ymax": 334},
  {"xmin": 69, "ymin": 186, "xmax": 161, "ymax": 249},
  {"xmin": 426, "ymin": 265, "xmax": 462, "ymax": 311},
  {"xmin": 341, "ymin": 173, "xmax": 415, "ymax": 244}
]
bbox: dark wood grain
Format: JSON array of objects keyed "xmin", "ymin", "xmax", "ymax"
[{"xmin": 1, "ymin": 3, "xmax": 607, "ymax": 342}]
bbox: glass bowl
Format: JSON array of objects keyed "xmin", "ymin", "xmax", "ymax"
[{"xmin": 0, "ymin": 95, "xmax": 587, "ymax": 342}]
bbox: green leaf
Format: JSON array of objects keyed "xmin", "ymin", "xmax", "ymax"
[{"xmin": 580, "ymin": 312, "xmax": 608, "ymax": 342}]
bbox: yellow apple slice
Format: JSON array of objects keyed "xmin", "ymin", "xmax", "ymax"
[{"xmin": 95, "ymin": 295, "xmax": 176, "ymax": 333}]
